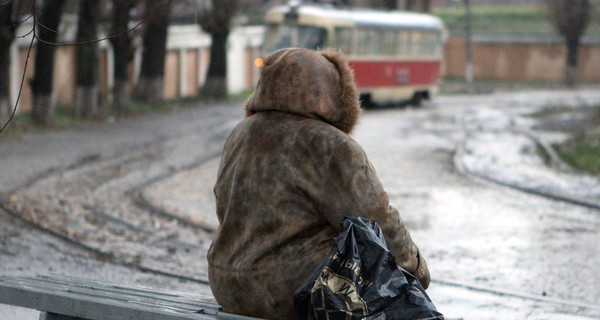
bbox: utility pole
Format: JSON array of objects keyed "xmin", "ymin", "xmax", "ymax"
[{"xmin": 464, "ymin": 0, "xmax": 474, "ymax": 85}]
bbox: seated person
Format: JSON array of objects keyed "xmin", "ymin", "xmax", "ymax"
[{"xmin": 207, "ymin": 48, "xmax": 430, "ymax": 319}]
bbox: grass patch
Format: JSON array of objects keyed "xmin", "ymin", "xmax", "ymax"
[
  {"xmin": 531, "ymin": 106, "xmax": 600, "ymax": 174},
  {"xmin": 129, "ymin": 101, "xmax": 170, "ymax": 114},
  {"xmin": 439, "ymin": 77, "xmax": 574, "ymax": 96},
  {"xmin": 0, "ymin": 93, "xmax": 249, "ymax": 139},
  {"xmin": 554, "ymin": 133, "xmax": 600, "ymax": 174},
  {"xmin": 526, "ymin": 106, "xmax": 574, "ymax": 119},
  {"xmin": 228, "ymin": 89, "xmax": 253, "ymax": 103},
  {"xmin": 0, "ymin": 100, "xmax": 175, "ymax": 139},
  {"xmin": 0, "ymin": 106, "xmax": 75, "ymax": 138},
  {"xmin": 433, "ymin": 4, "xmax": 600, "ymax": 37}
]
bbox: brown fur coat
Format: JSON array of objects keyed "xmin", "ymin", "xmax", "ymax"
[{"xmin": 207, "ymin": 48, "xmax": 429, "ymax": 319}]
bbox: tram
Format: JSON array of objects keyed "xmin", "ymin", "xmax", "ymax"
[{"xmin": 258, "ymin": 4, "xmax": 447, "ymax": 107}]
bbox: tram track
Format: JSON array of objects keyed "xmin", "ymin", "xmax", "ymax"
[
  {"xmin": 0, "ymin": 114, "xmax": 236, "ymax": 285},
  {"xmin": 6, "ymin": 111, "xmax": 597, "ymax": 291},
  {"xmin": 431, "ymin": 278, "xmax": 600, "ymax": 312},
  {"xmin": 454, "ymin": 138, "xmax": 600, "ymax": 212},
  {"xmin": 0, "ymin": 199, "xmax": 212, "ymax": 286},
  {"xmin": 454, "ymin": 101, "xmax": 600, "ymax": 213},
  {"xmin": 2, "ymin": 95, "xmax": 600, "ymax": 318}
]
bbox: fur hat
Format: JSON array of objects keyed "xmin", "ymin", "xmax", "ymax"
[{"xmin": 245, "ymin": 48, "xmax": 361, "ymax": 134}]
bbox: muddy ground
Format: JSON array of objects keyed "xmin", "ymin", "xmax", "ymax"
[{"xmin": 1, "ymin": 89, "xmax": 600, "ymax": 319}]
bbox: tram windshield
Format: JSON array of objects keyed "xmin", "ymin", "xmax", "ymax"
[{"xmin": 263, "ymin": 24, "xmax": 327, "ymax": 52}]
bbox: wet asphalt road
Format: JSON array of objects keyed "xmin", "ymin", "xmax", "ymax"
[{"xmin": 1, "ymin": 90, "xmax": 599, "ymax": 319}]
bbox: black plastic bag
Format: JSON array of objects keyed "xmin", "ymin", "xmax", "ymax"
[{"xmin": 294, "ymin": 216, "xmax": 443, "ymax": 320}]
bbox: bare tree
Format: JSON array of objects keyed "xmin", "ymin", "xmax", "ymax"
[
  {"xmin": 31, "ymin": 0, "xmax": 66, "ymax": 125},
  {"xmin": 421, "ymin": 0, "xmax": 431, "ymax": 12},
  {"xmin": 110, "ymin": 0, "xmax": 135, "ymax": 112},
  {"xmin": 548, "ymin": 0, "xmax": 592, "ymax": 87},
  {"xmin": 406, "ymin": 0, "xmax": 431, "ymax": 12},
  {"xmin": 74, "ymin": 0, "xmax": 101, "ymax": 118},
  {"xmin": 405, "ymin": 0, "xmax": 418, "ymax": 10},
  {"xmin": 0, "ymin": 0, "xmax": 20, "ymax": 127},
  {"xmin": 198, "ymin": 0, "xmax": 239, "ymax": 100},
  {"xmin": 135, "ymin": 0, "xmax": 170, "ymax": 105}
]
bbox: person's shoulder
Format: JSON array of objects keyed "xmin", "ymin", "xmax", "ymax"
[
  {"xmin": 301, "ymin": 118, "xmax": 363, "ymax": 154},
  {"xmin": 300, "ymin": 116, "xmax": 348, "ymax": 138}
]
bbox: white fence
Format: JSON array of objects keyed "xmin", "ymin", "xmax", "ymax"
[{"xmin": 9, "ymin": 21, "xmax": 265, "ymax": 112}]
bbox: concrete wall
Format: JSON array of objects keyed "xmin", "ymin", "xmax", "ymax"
[
  {"xmin": 444, "ymin": 36, "xmax": 600, "ymax": 82},
  {"xmin": 10, "ymin": 24, "xmax": 265, "ymax": 113}
]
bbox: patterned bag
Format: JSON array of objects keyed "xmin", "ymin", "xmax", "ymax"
[{"xmin": 294, "ymin": 216, "xmax": 443, "ymax": 320}]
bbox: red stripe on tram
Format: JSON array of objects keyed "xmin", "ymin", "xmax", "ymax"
[{"xmin": 348, "ymin": 60, "xmax": 441, "ymax": 88}]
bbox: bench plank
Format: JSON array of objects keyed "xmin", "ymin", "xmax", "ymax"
[
  {"xmin": 18, "ymin": 275, "xmax": 219, "ymax": 312},
  {"xmin": 0, "ymin": 275, "xmax": 262, "ymax": 320}
]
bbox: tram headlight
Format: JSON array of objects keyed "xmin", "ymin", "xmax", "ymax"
[{"xmin": 254, "ymin": 58, "xmax": 264, "ymax": 67}]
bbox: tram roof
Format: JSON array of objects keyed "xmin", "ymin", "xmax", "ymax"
[{"xmin": 268, "ymin": 5, "xmax": 445, "ymax": 31}]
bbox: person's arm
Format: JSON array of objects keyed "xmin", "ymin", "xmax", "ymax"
[{"xmin": 317, "ymin": 139, "xmax": 430, "ymax": 289}]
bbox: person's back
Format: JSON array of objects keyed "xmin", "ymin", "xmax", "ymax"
[{"xmin": 208, "ymin": 48, "xmax": 430, "ymax": 319}]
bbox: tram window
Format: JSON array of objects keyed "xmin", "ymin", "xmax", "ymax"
[
  {"xmin": 405, "ymin": 31, "xmax": 415, "ymax": 56},
  {"xmin": 420, "ymin": 32, "xmax": 428, "ymax": 56},
  {"xmin": 408, "ymin": 31, "xmax": 420, "ymax": 56},
  {"xmin": 263, "ymin": 24, "xmax": 291, "ymax": 51},
  {"xmin": 433, "ymin": 32, "xmax": 442, "ymax": 56},
  {"xmin": 334, "ymin": 27, "xmax": 353, "ymax": 54},
  {"xmin": 427, "ymin": 32, "xmax": 435, "ymax": 55},
  {"xmin": 371, "ymin": 29, "xmax": 382, "ymax": 55},
  {"xmin": 356, "ymin": 28, "xmax": 384, "ymax": 56},
  {"xmin": 425, "ymin": 31, "xmax": 440, "ymax": 56},
  {"xmin": 398, "ymin": 31, "xmax": 409, "ymax": 56},
  {"xmin": 422, "ymin": 32, "xmax": 434, "ymax": 56},
  {"xmin": 298, "ymin": 27, "xmax": 327, "ymax": 49},
  {"xmin": 381, "ymin": 30, "xmax": 397, "ymax": 56},
  {"xmin": 356, "ymin": 29, "xmax": 371, "ymax": 55},
  {"xmin": 424, "ymin": 32, "xmax": 432, "ymax": 55},
  {"xmin": 262, "ymin": 24, "xmax": 327, "ymax": 52},
  {"xmin": 422, "ymin": 33, "xmax": 427, "ymax": 55}
]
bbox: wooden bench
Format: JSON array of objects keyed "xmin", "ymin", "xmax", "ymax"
[{"xmin": 0, "ymin": 275, "xmax": 263, "ymax": 320}]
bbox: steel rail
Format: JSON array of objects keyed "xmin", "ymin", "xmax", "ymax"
[{"xmin": 432, "ymin": 278, "xmax": 600, "ymax": 311}]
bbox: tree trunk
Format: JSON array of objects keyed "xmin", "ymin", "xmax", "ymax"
[
  {"xmin": 198, "ymin": 0, "xmax": 238, "ymax": 101},
  {"xmin": 547, "ymin": 0, "xmax": 590, "ymax": 89},
  {"xmin": 0, "ymin": 97, "xmax": 9, "ymax": 130},
  {"xmin": 383, "ymin": 0, "xmax": 398, "ymax": 10},
  {"xmin": 135, "ymin": 0, "xmax": 170, "ymax": 105},
  {"xmin": 110, "ymin": 0, "xmax": 134, "ymax": 112},
  {"xmin": 405, "ymin": 0, "xmax": 418, "ymax": 11},
  {"xmin": 201, "ymin": 30, "xmax": 228, "ymax": 100},
  {"xmin": 113, "ymin": 79, "xmax": 130, "ymax": 111},
  {"xmin": 421, "ymin": 0, "xmax": 431, "ymax": 12},
  {"xmin": 0, "ymin": 1, "xmax": 17, "ymax": 127},
  {"xmin": 565, "ymin": 38, "xmax": 580, "ymax": 88},
  {"xmin": 402, "ymin": 0, "xmax": 430, "ymax": 12},
  {"xmin": 31, "ymin": 0, "xmax": 66, "ymax": 125},
  {"xmin": 0, "ymin": 26, "xmax": 12, "ymax": 127},
  {"xmin": 74, "ymin": 0, "xmax": 100, "ymax": 118}
]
